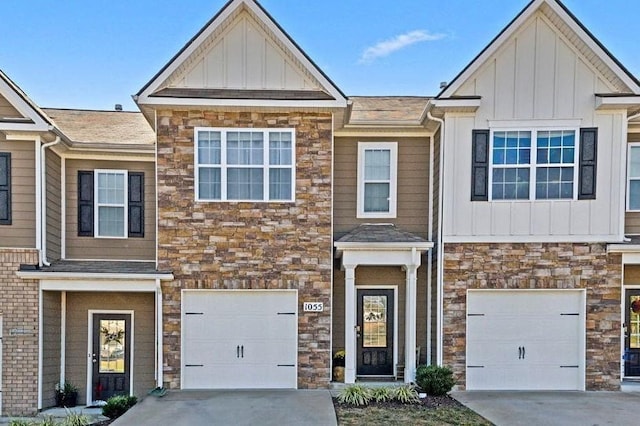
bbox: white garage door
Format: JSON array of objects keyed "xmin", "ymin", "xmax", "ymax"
[
  {"xmin": 466, "ymin": 290, "xmax": 585, "ymax": 391},
  {"xmin": 182, "ymin": 290, "xmax": 297, "ymax": 389}
]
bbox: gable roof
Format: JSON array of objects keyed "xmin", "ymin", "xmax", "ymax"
[
  {"xmin": 438, "ymin": 0, "xmax": 640, "ymax": 99},
  {"xmin": 0, "ymin": 69, "xmax": 53, "ymax": 132},
  {"xmin": 136, "ymin": 0, "xmax": 346, "ymax": 109}
]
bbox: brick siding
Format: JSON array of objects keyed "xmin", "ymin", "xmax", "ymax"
[{"xmin": 0, "ymin": 249, "xmax": 39, "ymax": 415}]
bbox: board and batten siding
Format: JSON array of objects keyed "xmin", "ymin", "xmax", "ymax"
[
  {"xmin": 46, "ymin": 151, "xmax": 62, "ymax": 261},
  {"xmin": 64, "ymin": 292, "xmax": 155, "ymax": 403},
  {"xmin": 170, "ymin": 10, "xmax": 321, "ymax": 92},
  {"xmin": 443, "ymin": 11, "xmax": 626, "ymax": 241},
  {"xmin": 334, "ymin": 137, "xmax": 430, "ymax": 238},
  {"xmin": 625, "ymin": 133, "xmax": 640, "ymax": 235},
  {"xmin": 0, "ymin": 137, "xmax": 36, "ymax": 248},
  {"xmin": 65, "ymin": 159, "xmax": 155, "ymax": 260}
]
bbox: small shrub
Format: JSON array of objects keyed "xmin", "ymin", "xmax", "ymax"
[
  {"xmin": 392, "ymin": 384, "xmax": 420, "ymax": 404},
  {"xmin": 61, "ymin": 409, "xmax": 89, "ymax": 426},
  {"xmin": 415, "ymin": 364, "xmax": 456, "ymax": 396},
  {"xmin": 9, "ymin": 420, "xmax": 37, "ymax": 426},
  {"xmin": 101, "ymin": 395, "xmax": 138, "ymax": 419},
  {"xmin": 337, "ymin": 385, "xmax": 372, "ymax": 406},
  {"xmin": 40, "ymin": 416, "xmax": 58, "ymax": 426},
  {"xmin": 370, "ymin": 387, "xmax": 393, "ymax": 403}
]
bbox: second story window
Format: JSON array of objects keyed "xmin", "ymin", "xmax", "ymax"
[
  {"xmin": 357, "ymin": 142, "xmax": 397, "ymax": 218},
  {"xmin": 490, "ymin": 129, "xmax": 577, "ymax": 201},
  {"xmin": 195, "ymin": 128, "xmax": 295, "ymax": 202},
  {"xmin": 95, "ymin": 170, "xmax": 127, "ymax": 237},
  {"xmin": 628, "ymin": 144, "xmax": 640, "ymax": 211}
]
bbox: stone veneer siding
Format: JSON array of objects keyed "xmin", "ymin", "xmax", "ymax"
[
  {"xmin": 0, "ymin": 249, "xmax": 39, "ymax": 415},
  {"xmin": 443, "ymin": 242, "xmax": 621, "ymax": 391},
  {"xmin": 156, "ymin": 110, "xmax": 333, "ymax": 389}
]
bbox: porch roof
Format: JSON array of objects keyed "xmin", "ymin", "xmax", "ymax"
[
  {"xmin": 336, "ymin": 224, "xmax": 429, "ymax": 244},
  {"xmin": 17, "ymin": 260, "xmax": 173, "ymax": 280}
]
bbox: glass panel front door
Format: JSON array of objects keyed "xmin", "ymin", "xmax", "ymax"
[
  {"xmin": 92, "ymin": 314, "xmax": 131, "ymax": 402},
  {"xmin": 357, "ymin": 289, "xmax": 394, "ymax": 376},
  {"xmin": 625, "ymin": 291, "xmax": 640, "ymax": 377}
]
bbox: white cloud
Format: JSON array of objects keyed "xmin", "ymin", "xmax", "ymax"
[{"xmin": 359, "ymin": 30, "xmax": 446, "ymax": 63}]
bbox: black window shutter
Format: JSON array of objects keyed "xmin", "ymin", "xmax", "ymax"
[
  {"xmin": 0, "ymin": 153, "xmax": 11, "ymax": 225},
  {"xmin": 77, "ymin": 171, "xmax": 94, "ymax": 236},
  {"xmin": 471, "ymin": 129, "xmax": 490, "ymax": 201},
  {"xmin": 128, "ymin": 172, "xmax": 144, "ymax": 238},
  {"xmin": 578, "ymin": 128, "xmax": 598, "ymax": 200}
]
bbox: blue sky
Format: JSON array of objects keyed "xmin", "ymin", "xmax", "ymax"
[{"xmin": 0, "ymin": 0, "xmax": 638, "ymax": 111}]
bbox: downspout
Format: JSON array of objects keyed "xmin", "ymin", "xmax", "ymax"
[
  {"xmin": 426, "ymin": 109, "xmax": 445, "ymax": 366},
  {"xmin": 40, "ymin": 130, "xmax": 61, "ymax": 266}
]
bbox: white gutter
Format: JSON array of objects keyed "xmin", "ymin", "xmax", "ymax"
[
  {"xmin": 40, "ymin": 133, "xmax": 61, "ymax": 266},
  {"xmin": 426, "ymin": 109, "xmax": 445, "ymax": 366}
]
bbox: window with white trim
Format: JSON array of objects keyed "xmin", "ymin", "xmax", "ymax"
[
  {"xmin": 95, "ymin": 170, "xmax": 127, "ymax": 238},
  {"xmin": 195, "ymin": 128, "xmax": 295, "ymax": 202},
  {"xmin": 357, "ymin": 142, "xmax": 397, "ymax": 218},
  {"xmin": 628, "ymin": 144, "xmax": 640, "ymax": 211},
  {"xmin": 490, "ymin": 130, "xmax": 577, "ymax": 200}
]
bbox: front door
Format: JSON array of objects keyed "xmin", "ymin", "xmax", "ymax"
[
  {"xmin": 92, "ymin": 314, "xmax": 131, "ymax": 402},
  {"xmin": 357, "ymin": 289, "xmax": 394, "ymax": 376},
  {"xmin": 625, "ymin": 290, "xmax": 640, "ymax": 377}
]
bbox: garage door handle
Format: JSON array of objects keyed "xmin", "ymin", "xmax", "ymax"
[
  {"xmin": 237, "ymin": 345, "xmax": 240, "ymax": 358},
  {"xmin": 522, "ymin": 347, "xmax": 525, "ymax": 359},
  {"xmin": 518, "ymin": 347, "xmax": 522, "ymax": 359},
  {"xmin": 241, "ymin": 345, "xmax": 244, "ymax": 358}
]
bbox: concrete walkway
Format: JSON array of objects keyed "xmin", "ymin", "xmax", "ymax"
[
  {"xmin": 112, "ymin": 389, "xmax": 337, "ymax": 426},
  {"xmin": 452, "ymin": 391, "xmax": 640, "ymax": 426}
]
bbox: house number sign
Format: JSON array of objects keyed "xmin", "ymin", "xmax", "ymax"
[{"xmin": 303, "ymin": 302, "xmax": 324, "ymax": 312}]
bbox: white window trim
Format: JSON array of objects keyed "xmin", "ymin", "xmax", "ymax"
[
  {"xmin": 357, "ymin": 142, "xmax": 398, "ymax": 219},
  {"xmin": 488, "ymin": 128, "xmax": 579, "ymax": 202},
  {"xmin": 94, "ymin": 169, "xmax": 128, "ymax": 239},
  {"xmin": 194, "ymin": 127, "xmax": 296, "ymax": 203},
  {"xmin": 627, "ymin": 143, "xmax": 640, "ymax": 212}
]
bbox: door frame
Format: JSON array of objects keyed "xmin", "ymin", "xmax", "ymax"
[
  {"xmin": 623, "ymin": 286, "xmax": 640, "ymax": 379},
  {"xmin": 86, "ymin": 310, "xmax": 134, "ymax": 406},
  {"xmin": 355, "ymin": 285, "xmax": 398, "ymax": 377}
]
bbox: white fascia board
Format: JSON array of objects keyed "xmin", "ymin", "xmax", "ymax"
[
  {"xmin": 334, "ymin": 242, "xmax": 434, "ymax": 251},
  {"xmin": 544, "ymin": 0, "xmax": 640, "ymax": 94},
  {"xmin": 608, "ymin": 244, "xmax": 640, "ymax": 254},
  {"xmin": 40, "ymin": 279, "xmax": 158, "ymax": 292},
  {"xmin": 245, "ymin": 1, "xmax": 346, "ymax": 104},
  {"xmin": 17, "ymin": 271, "xmax": 174, "ymax": 281},
  {"xmin": 0, "ymin": 121, "xmax": 50, "ymax": 132},
  {"xmin": 488, "ymin": 118, "xmax": 582, "ymax": 128},
  {"xmin": 137, "ymin": 96, "xmax": 346, "ymax": 109},
  {"xmin": 0, "ymin": 77, "xmax": 51, "ymax": 129},
  {"xmin": 595, "ymin": 96, "xmax": 640, "ymax": 110},
  {"xmin": 620, "ymin": 252, "xmax": 640, "ymax": 265},
  {"xmin": 136, "ymin": 0, "xmax": 241, "ymax": 100},
  {"xmin": 431, "ymin": 98, "xmax": 481, "ymax": 109},
  {"xmin": 444, "ymin": 234, "xmax": 623, "ymax": 244}
]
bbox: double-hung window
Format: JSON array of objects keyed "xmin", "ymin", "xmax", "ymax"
[
  {"xmin": 628, "ymin": 144, "xmax": 640, "ymax": 211},
  {"xmin": 357, "ymin": 142, "xmax": 398, "ymax": 218},
  {"xmin": 195, "ymin": 128, "xmax": 295, "ymax": 202},
  {"xmin": 490, "ymin": 129, "xmax": 577, "ymax": 200},
  {"xmin": 95, "ymin": 170, "xmax": 127, "ymax": 238}
]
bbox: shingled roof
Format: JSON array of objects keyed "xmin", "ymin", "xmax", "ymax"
[
  {"xmin": 43, "ymin": 108, "xmax": 155, "ymax": 146},
  {"xmin": 336, "ymin": 224, "xmax": 429, "ymax": 244},
  {"xmin": 348, "ymin": 96, "xmax": 430, "ymax": 125}
]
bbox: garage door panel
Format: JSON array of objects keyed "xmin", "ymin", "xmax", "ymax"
[
  {"xmin": 182, "ymin": 291, "xmax": 298, "ymax": 389},
  {"xmin": 466, "ymin": 290, "xmax": 584, "ymax": 391}
]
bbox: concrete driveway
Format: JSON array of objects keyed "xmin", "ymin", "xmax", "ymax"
[
  {"xmin": 452, "ymin": 391, "xmax": 640, "ymax": 426},
  {"xmin": 112, "ymin": 389, "xmax": 337, "ymax": 426}
]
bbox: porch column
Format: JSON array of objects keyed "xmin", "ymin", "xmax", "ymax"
[
  {"xmin": 404, "ymin": 263, "xmax": 418, "ymax": 383},
  {"xmin": 344, "ymin": 264, "xmax": 357, "ymax": 383}
]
